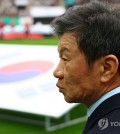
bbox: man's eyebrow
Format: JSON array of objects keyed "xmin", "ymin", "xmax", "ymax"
[{"xmin": 59, "ymin": 47, "xmax": 69, "ymax": 58}]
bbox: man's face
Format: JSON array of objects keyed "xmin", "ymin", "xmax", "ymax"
[{"xmin": 53, "ymin": 32, "xmax": 101, "ymax": 106}]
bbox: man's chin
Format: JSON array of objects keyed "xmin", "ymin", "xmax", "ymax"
[
  {"xmin": 64, "ymin": 97, "xmax": 75, "ymax": 103},
  {"xmin": 64, "ymin": 96, "xmax": 81, "ymax": 103}
]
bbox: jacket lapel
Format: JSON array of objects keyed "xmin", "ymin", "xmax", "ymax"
[{"xmin": 83, "ymin": 93, "xmax": 120, "ymax": 133}]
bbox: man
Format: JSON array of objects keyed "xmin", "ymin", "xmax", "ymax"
[{"xmin": 52, "ymin": 1, "xmax": 120, "ymax": 134}]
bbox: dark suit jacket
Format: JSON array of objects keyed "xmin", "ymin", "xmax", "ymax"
[{"xmin": 82, "ymin": 93, "xmax": 120, "ymax": 134}]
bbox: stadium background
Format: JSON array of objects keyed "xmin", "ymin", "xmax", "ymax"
[{"xmin": 0, "ymin": 0, "xmax": 87, "ymax": 134}]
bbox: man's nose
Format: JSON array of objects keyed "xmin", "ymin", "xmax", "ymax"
[{"xmin": 53, "ymin": 66, "xmax": 64, "ymax": 79}]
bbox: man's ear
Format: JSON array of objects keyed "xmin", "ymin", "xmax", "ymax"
[{"xmin": 100, "ymin": 55, "xmax": 119, "ymax": 83}]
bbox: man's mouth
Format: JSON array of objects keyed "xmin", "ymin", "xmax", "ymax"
[{"xmin": 56, "ymin": 83, "xmax": 64, "ymax": 92}]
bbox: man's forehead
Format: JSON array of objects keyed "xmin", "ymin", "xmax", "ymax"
[
  {"xmin": 60, "ymin": 32, "xmax": 76, "ymax": 42},
  {"xmin": 58, "ymin": 33, "xmax": 76, "ymax": 47},
  {"xmin": 58, "ymin": 47, "xmax": 69, "ymax": 53}
]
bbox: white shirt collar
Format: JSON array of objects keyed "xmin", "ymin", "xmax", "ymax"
[{"xmin": 87, "ymin": 86, "xmax": 120, "ymax": 117}]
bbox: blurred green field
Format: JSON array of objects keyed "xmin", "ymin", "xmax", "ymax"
[
  {"xmin": 0, "ymin": 37, "xmax": 87, "ymax": 134},
  {"xmin": 0, "ymin": 37, "xmax": 59, "ymax": 45}
]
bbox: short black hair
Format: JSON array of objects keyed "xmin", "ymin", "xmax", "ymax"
[{"xmin": 52, "ymin": 1, "xmax": 120, "ymax": 72}]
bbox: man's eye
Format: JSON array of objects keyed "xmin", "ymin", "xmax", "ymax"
[{"xmin": 62, "ymin": 57, "xmax": 68, "ymax": 61}]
